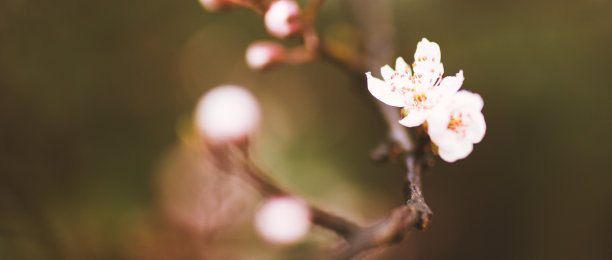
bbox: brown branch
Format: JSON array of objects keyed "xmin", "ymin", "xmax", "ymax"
[
  {"xmin": 338, "ymin": 131, "xmax": 433, "ymax": 258},
  {"xmin": 208, "ymin": 130, "xmax": 432, "ymax": 258},
  {"xmin": 220, "ymin": 0, "xmax": 267, "ymax": 15},
  {"xmin": 243, "ymin": 162, "xmax": 363, "ymax": 238},
  {"xmin": 207, "ymin": 0, "xmax": 436, "ymax": 257},
  {"xmin": 319, "ymin": 40, "xmax": 367, "ymax": 75},
  {"xmin": 310, "ymin": 206, "xmax": 361, "ymax": 239},
  {"xmin": 301, "ymin": 0, "xmax": 326, "ymax": 51},
  {"xmin": 301, "ymin": 0, "xmax": 368, "ymax": 74},
  {"xmin": 264, "ymin": 0, "xmax": 434, "ymax": 255},
  {"xmin": 341, "ymin": 206, "xmax": 418, "ymax": 258},
  {"xmin": 403, "ymin": 129, "xmax": 434, "ymax": 230},
  {"xmin": 340, "ymin": 0, "xmax": 433, "ymax": 257},
  {"xmin": 302, "ymin": 0, "xmax": 326, "ymax": 32},
  {"xmin": 220, "ymin": 148, "xmax": 363, "ymax": 239}
]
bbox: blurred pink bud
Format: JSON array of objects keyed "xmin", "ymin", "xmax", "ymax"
[
  {"xmin": 199, "ymin": 0, "xmax": 232, "ymax": 11},
  {"xmin": 255, "ymin": 197, "xmax": 312, "ymax": 244},
  {"xmin": 245, "ymin": 41, "xmax": 285, "ymax": 70},
  {"xmin": 264, "ymin": 0, "xmax": 301, "ymax": 39},
  {"xmin": 194, "ymin": 85, "xmax": 261, "ymax": 143}
]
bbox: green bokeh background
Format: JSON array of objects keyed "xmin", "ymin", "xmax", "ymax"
[{"xmin": 1, "ymin": 0, "xmax": 611, "ymax": 259}]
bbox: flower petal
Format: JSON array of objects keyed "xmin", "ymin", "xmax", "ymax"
[
  {"xmin": 366, "ymin": 72, "xmax": 405, "ymax": 107},
  {"xmin": 412, "ymin": 39, "xmax": 444, "ymax": 87},
  {"xmin": 395, "ymin": 57, "xmax": 411, "ymax": 74},
  {"xmin": 438, "ymin": 70, "xmax": 464, "ymax": 94},
  {"xmin": 398, "ymin": 109, "xmax": 428, "ymax": 127},
  {"xmin": 426, "ymin": 104, "xmax": 452, "ymax": 138},
  {"xmin": 380, "ymin": 65, "xmax": 394, "ymax": 82},
  {"xmin": 452, "ymin": 89, "xmax": 483, "ymax": 111},
  {"xmin": 464, "ymin": 111, "xmax": 486, "ymax": 143},
  {"xmin": 438, "ymin": 142, "xmax": 473, "ymax": 163},
  {"xmin": 414, "ymin": 38, "xmax": 441, "ymax": 63}
]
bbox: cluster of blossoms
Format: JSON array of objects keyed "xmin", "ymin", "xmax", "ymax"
[
  {"xmin": 367, "ymin": 38, "xmax": 486, "ymax": 162},
  {"xmin": 200, "ymin": 0, "xmax": 303, "ymax": 70}
]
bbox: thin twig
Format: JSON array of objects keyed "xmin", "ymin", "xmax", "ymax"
[
  {"xmin": 229, "ymin": 0, "xmax": 268, "ymax": 15},
  {"xmin": 319, "ymin": 40, "xmax": 366, "ymax": 75},
  {"xmin": 341, "ymin": 206, "xmax": 418, "ymax": 258},
  {"xmin": 235, "ymin": 150, "xmax": 362, "ymax": 238},
  {"xmin": 300, "ymin": 0, "xmax": 325, "ymax": 53},
  {"xmin": 302, "ymin": 0, "xmax": 368, "ymax": 74},
  {"xmin": 303, "ymin": 0, "xmax": 327, "ymax": 30}
]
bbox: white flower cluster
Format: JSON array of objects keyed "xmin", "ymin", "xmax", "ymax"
[{"xmin": 366, "ymin": 38, "xmax": 486, "ymax": 162}]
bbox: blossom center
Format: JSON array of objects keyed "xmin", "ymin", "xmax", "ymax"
[
  {"xmin": 448, "ymin": 114, "xmax": 464, "ymax": 132},
  {"xmin": 413, "ymin": 93, "xmax": 427, "ymax": 103}
]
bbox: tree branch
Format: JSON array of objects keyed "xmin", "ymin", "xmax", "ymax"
[
  {"xmin": 206, "ymin": 0, "xmax": 436, "ymax": 257},
  {"xmin": 215, "ymin": 147, "xmax": 363, "ymax": 239},
  {"xmin": 207, "ymin": 128, "xmax": 433, "ymax": 258}
]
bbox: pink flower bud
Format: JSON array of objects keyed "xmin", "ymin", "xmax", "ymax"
[
  {"xmin": 194, "ymin": 85, "xmax": 261, "ymax": 143},
  {"xmin": 255, "ymin": 197, "xmax": 311, "ymax": 244},
  {"xmin": 245, "ymin": 41, "xmax": 285, "ymax": 70},
  {"xmin": 199, "ymin": 0, "xmax": 232, "ymax": 11},
  {"xmin": 264, "ymin": 0, "xmax": 301, "ymax": 39}
]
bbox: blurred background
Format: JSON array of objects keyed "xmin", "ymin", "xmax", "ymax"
[{"xmin": 1, "ymin": 0, "xmax": 612, "ymax": 259}]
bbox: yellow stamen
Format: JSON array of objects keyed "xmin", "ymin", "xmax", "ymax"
[
  {"xmin": 448, "ymin": 117, "xmax": 462, "ymax": 131},
  {"xmin": 414, "ymin": 93, "xmax": 427, "ymax": 103},
  {"xmin": 401, "ymin": 108, "xmax": 410, "ymax": 118}
]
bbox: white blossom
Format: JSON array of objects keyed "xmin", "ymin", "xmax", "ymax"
[
  {"xmin": 366, "ymin": 38, "xmax": 464, "ymax": 127},
  {"xmin": 427, "ymin": 90, "xmax": 486, "ymax": 163},
  {"xmin": 194, "ymin": 85, "xmax": 261, "ymax": 143},
  {"xmin": 245, "ymin": 41, "xmax": 285, "ymax": 70},
  {"xmin": 264, "ymin": 0, "xmax": 301, "ymax": 39},
  {"xmin": 254, "ymin": 197, "xmax": 311, "ymax": 244}
]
